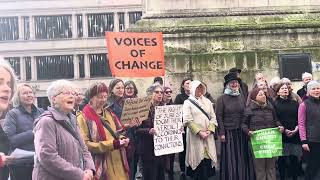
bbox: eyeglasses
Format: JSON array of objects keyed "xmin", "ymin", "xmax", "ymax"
[
  {"xmin": 153, "ymin": 90, "xmax": 164, "ymax": 94},
  {"xmin": 96, "ymin": 95, "xmax": 108, "ymax": 99},
  {"xmin": 164, "ymin": 91, "xmax": 172, "ymax": 94},
  {"xmin": 56, "ymin": 91, "xmax": 77, "ymax": 96},
  {"xmin": 125, "ymin": 87, "xmax": 134, "ymax": 90},
  {"xmin": 75, "ymin": 93, "xmax": 84, "ymax": 97}
]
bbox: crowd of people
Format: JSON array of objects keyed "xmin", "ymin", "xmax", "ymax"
[{"xmin": 0, "ymin": 57, "xmax": 320, "ymax": 180}]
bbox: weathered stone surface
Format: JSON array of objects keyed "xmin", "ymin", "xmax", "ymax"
[{"xmin": 130, "ymin": 4, "xmax": 320, "ymax": 98}]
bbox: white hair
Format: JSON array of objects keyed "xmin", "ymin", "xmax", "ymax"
[
  {"xmin": 12, "ymin": 83, "xmax": 34, "ymax": 107},
  {"xmin": 269, "ymin": 77, "xmax": 280, "ymax": 88},
  {"xmin": 280, "ymin": 77, "xmax": 291, "ymax": 84},
  {"xmin": 0, "ymin": 57, "xmax": 17, "ymax": 98},
  {"xmin": 47, "ymin": 80, "xmax": 75, "ymax": 106},
  {"xmin": 302, "ymin": 72, "xmax": 312, "ymax": 80},
  {"xmin": 146, "ymin": 83, "xmax": 163, "ymax": 96}
]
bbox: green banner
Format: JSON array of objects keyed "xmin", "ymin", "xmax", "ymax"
[{"xmin": 251, "ymin": 128, "xmax": 283, "ymax": 158}]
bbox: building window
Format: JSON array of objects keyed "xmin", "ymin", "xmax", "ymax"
[
  {"xmin": 37, "ymin": 97, "xmax": 50, "ymax": 110},
  {"xmin": 5, "ymin": 57, "xmax": 20, "ymax": 79},
  {"xmin": 36, "ymin": 55, "xmax": 74, "ymax": 80},
  {"xmin": 77, "ymin": 14, "xmax": 83, "ymax": 38},
  {"xmin": 78, "ymin": 54, "xmax": 85, "ymax": 78},
  {"xmin": 129, "ymin": 11, "xmax": 142, "ymax": 25},
  {"xmin": 24, "ymin": 57, "xmax": 32, "ymax": 81},
  {"xmin": 279, "ymin": 53, "xmax": 312, "ymax": 81},
  {"xmin": 23, "ymin": 17, "xmax": 30, "ymax": 40},
  {"xmin": 87, "ymin": 13, "xmax": 114, "ymax": 37},
  {"xmin": 0, "ymin": 17, "xmax": 19, "ymax": 41},
  {"xmin": 34, "ymin": 15, "xmax": 72, "ymax": 39},
  {"xmin": 118, "ymin": 13, "xmax": 125, "ymax": 32},
  {"xmin": 89, "ymin": 53, "xmax": 111, "ymax": 77}
]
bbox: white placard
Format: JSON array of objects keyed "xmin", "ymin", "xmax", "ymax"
[{"xmin": 154, "ymin": 105, "xmax": 184, "ymax": 156}]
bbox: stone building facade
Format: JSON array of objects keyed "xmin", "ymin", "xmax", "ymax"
[{"xmin": 131, "ymin": 0, "xmax": 320, "ymax": 98}]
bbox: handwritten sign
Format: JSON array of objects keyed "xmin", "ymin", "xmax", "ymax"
[
  {"xmin": 121, "ymin": 96, "xmax": 152, "ymax": 127},
  {"xmin": 106, "ymin": 32, "xmax": 165, "ymax": 77},
  {"xmin": 251, "ymin": 128, "xmax": 283, "ymax": 158},
  {"xmin": 154, "ymin": 105, "xmax": 184, "ymax": 156}
]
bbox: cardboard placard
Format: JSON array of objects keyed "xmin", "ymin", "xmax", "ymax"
[
  {"xmin": 121, "ymin": 96, "xmax": 152, "ymax": 127},
  {"xmin": 154, "ymin": 105, "xmax": 184, "ymax": 156}
]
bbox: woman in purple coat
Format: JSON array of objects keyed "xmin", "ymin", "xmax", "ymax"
[{"xmin": 33, "ymin": 80, "xmax": 95, "ymax": 180}]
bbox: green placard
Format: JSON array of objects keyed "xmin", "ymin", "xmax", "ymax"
[{"xmin": 251, "ymin": 128, "xmax": 283, "ymax": 158}]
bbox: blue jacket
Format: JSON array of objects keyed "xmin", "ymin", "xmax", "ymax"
[{"xmin": 3, "ymin": 105, "xmax": 44, "ymax": 152}]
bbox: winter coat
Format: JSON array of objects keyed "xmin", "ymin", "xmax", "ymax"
[
  {"xmin": 3, "ymin": 105, "xmax": 43, "ymax": 152},
  {"xmin": 32, "ymin": 107, "xmax": 95, "ymax": 180},
  {"xmin": 183, "ymin": 80, "xmax": 218, "ymax": 170},
  {"xmin": 242, "ymin": 101, "xmax": 281, "ymax": 134}
]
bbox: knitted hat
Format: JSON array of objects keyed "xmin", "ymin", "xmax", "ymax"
[
  {"xmin": 250, "ymin": 88, "xmax": 263, "ymax": 101},
  {"xmin": 307, "ymin": 80, "xmax": 320, "ymax": 92},
  {"xmin": 224, "ymin": 72, "xmax": 241, "ymax": 87}
]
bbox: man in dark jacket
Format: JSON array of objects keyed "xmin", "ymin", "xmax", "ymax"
[
  {"xmin": 297, "ymin": 72, "xmax": 313, "ymax": 100},
  {"xmin": 229, "ymin": 68, "xmax": 249, "ymax": 100}
]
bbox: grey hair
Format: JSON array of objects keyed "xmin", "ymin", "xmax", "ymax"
[
  {"xmin": 280, "ymin": 77, "xmax": 291, "ymax": 84},
  {"xmin": 302, "ymin": 72, "xmax": 312, "ymax": 80},
  {"xmin": 47, "ymin": 80, "xmax": 75, "ymax": 106},
  {"xmin": 12, "ymin": 83, "xmax": 34, "ymax": 107},
  {"xmin": 0, "ymin": 57, "xmax": 17, "ymax": 99},
  {"xmin": 146, "ymin": 83, "xmax": 163, "ymax": 95}
]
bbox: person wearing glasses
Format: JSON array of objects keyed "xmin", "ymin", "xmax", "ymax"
[
  {"xmin": 136, "ymin": 84, "xmax": 165, "ymax": 180},
  {"xmin": 107, "ymin": 79, "xmax": 141, "ymax": 180},
  {"xmin": 124, "ymin": 81, "xmax": 138, "ymax": 99},
  {"xmin": 124, "ymin": 80, "xmax": 144, "ymax": 180},
  {"xmin": 3, "ymin": 83, "xmax": 44, "ymax": 180},
  {"xmin": 33, "ymin": 80, "xmax": 95, "ymax": 180},
  {"xmin": 163, "ymin": 87, "xmax": 173, "ymax": 105},
  {"xmin": 0, "ymin": 59, "xmax": 16, "ymax": 180}
]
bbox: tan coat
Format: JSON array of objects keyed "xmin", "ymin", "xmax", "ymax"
[{"xmin": 77, "ymin": 109, "xmax": 128, "ymax": 180}]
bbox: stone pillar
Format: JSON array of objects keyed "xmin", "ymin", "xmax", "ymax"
[
  {"xmin": 31, "ymin": 56, "xmax": 37, "ymax": 81},
  {"xmin": 82, "ymin": 13, "xmax": 88, "ymax": 38},
  {"xmin": 72, "ymin": 14, "xmax": 77, "ymax": 38},
  {"xmin": 114, "ymin": 12, "xmax": 119, "ymax": 32},
  {"xmin": 124, "ymin": 11, "xmax": 130, "ymax": 29},
  {"xmin": 18, "ymin": 16, "xmax": 24, "ymax": 40},
  {"xmin": 84, "ymin": 54, "xmax": 90, "ymax": 78},
  {"xmin": 29, "ymin": 16, "xmax": 35, "ymax": 40},
  {"xmin": 20, "ymin": 57, "xmax": 26, "ymax": 81},
  {"xmin": 73, "ymin": 54, "xmax": 80, "ymax": 79}
]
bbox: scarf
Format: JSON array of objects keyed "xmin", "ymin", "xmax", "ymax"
[
  {"xmin": 83, "ymin": 105, "xmax": 130, "ymax": 179},
  {"xmin": 83, "ymin": 104, "xmax": 106, "ymax": 141},
  {"xmin": 224, "ymin": 85, "xmax": 240, "ymax": 96}
]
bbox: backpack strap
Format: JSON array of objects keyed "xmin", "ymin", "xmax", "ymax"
[{"xmin": 188, "ymin": 99, "xmax": 210, "ymax": 120}]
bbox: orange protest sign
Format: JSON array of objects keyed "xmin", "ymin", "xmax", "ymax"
[{"xmin": 106, "ymin": 32, "xmax": 165, "ymax": 77}]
